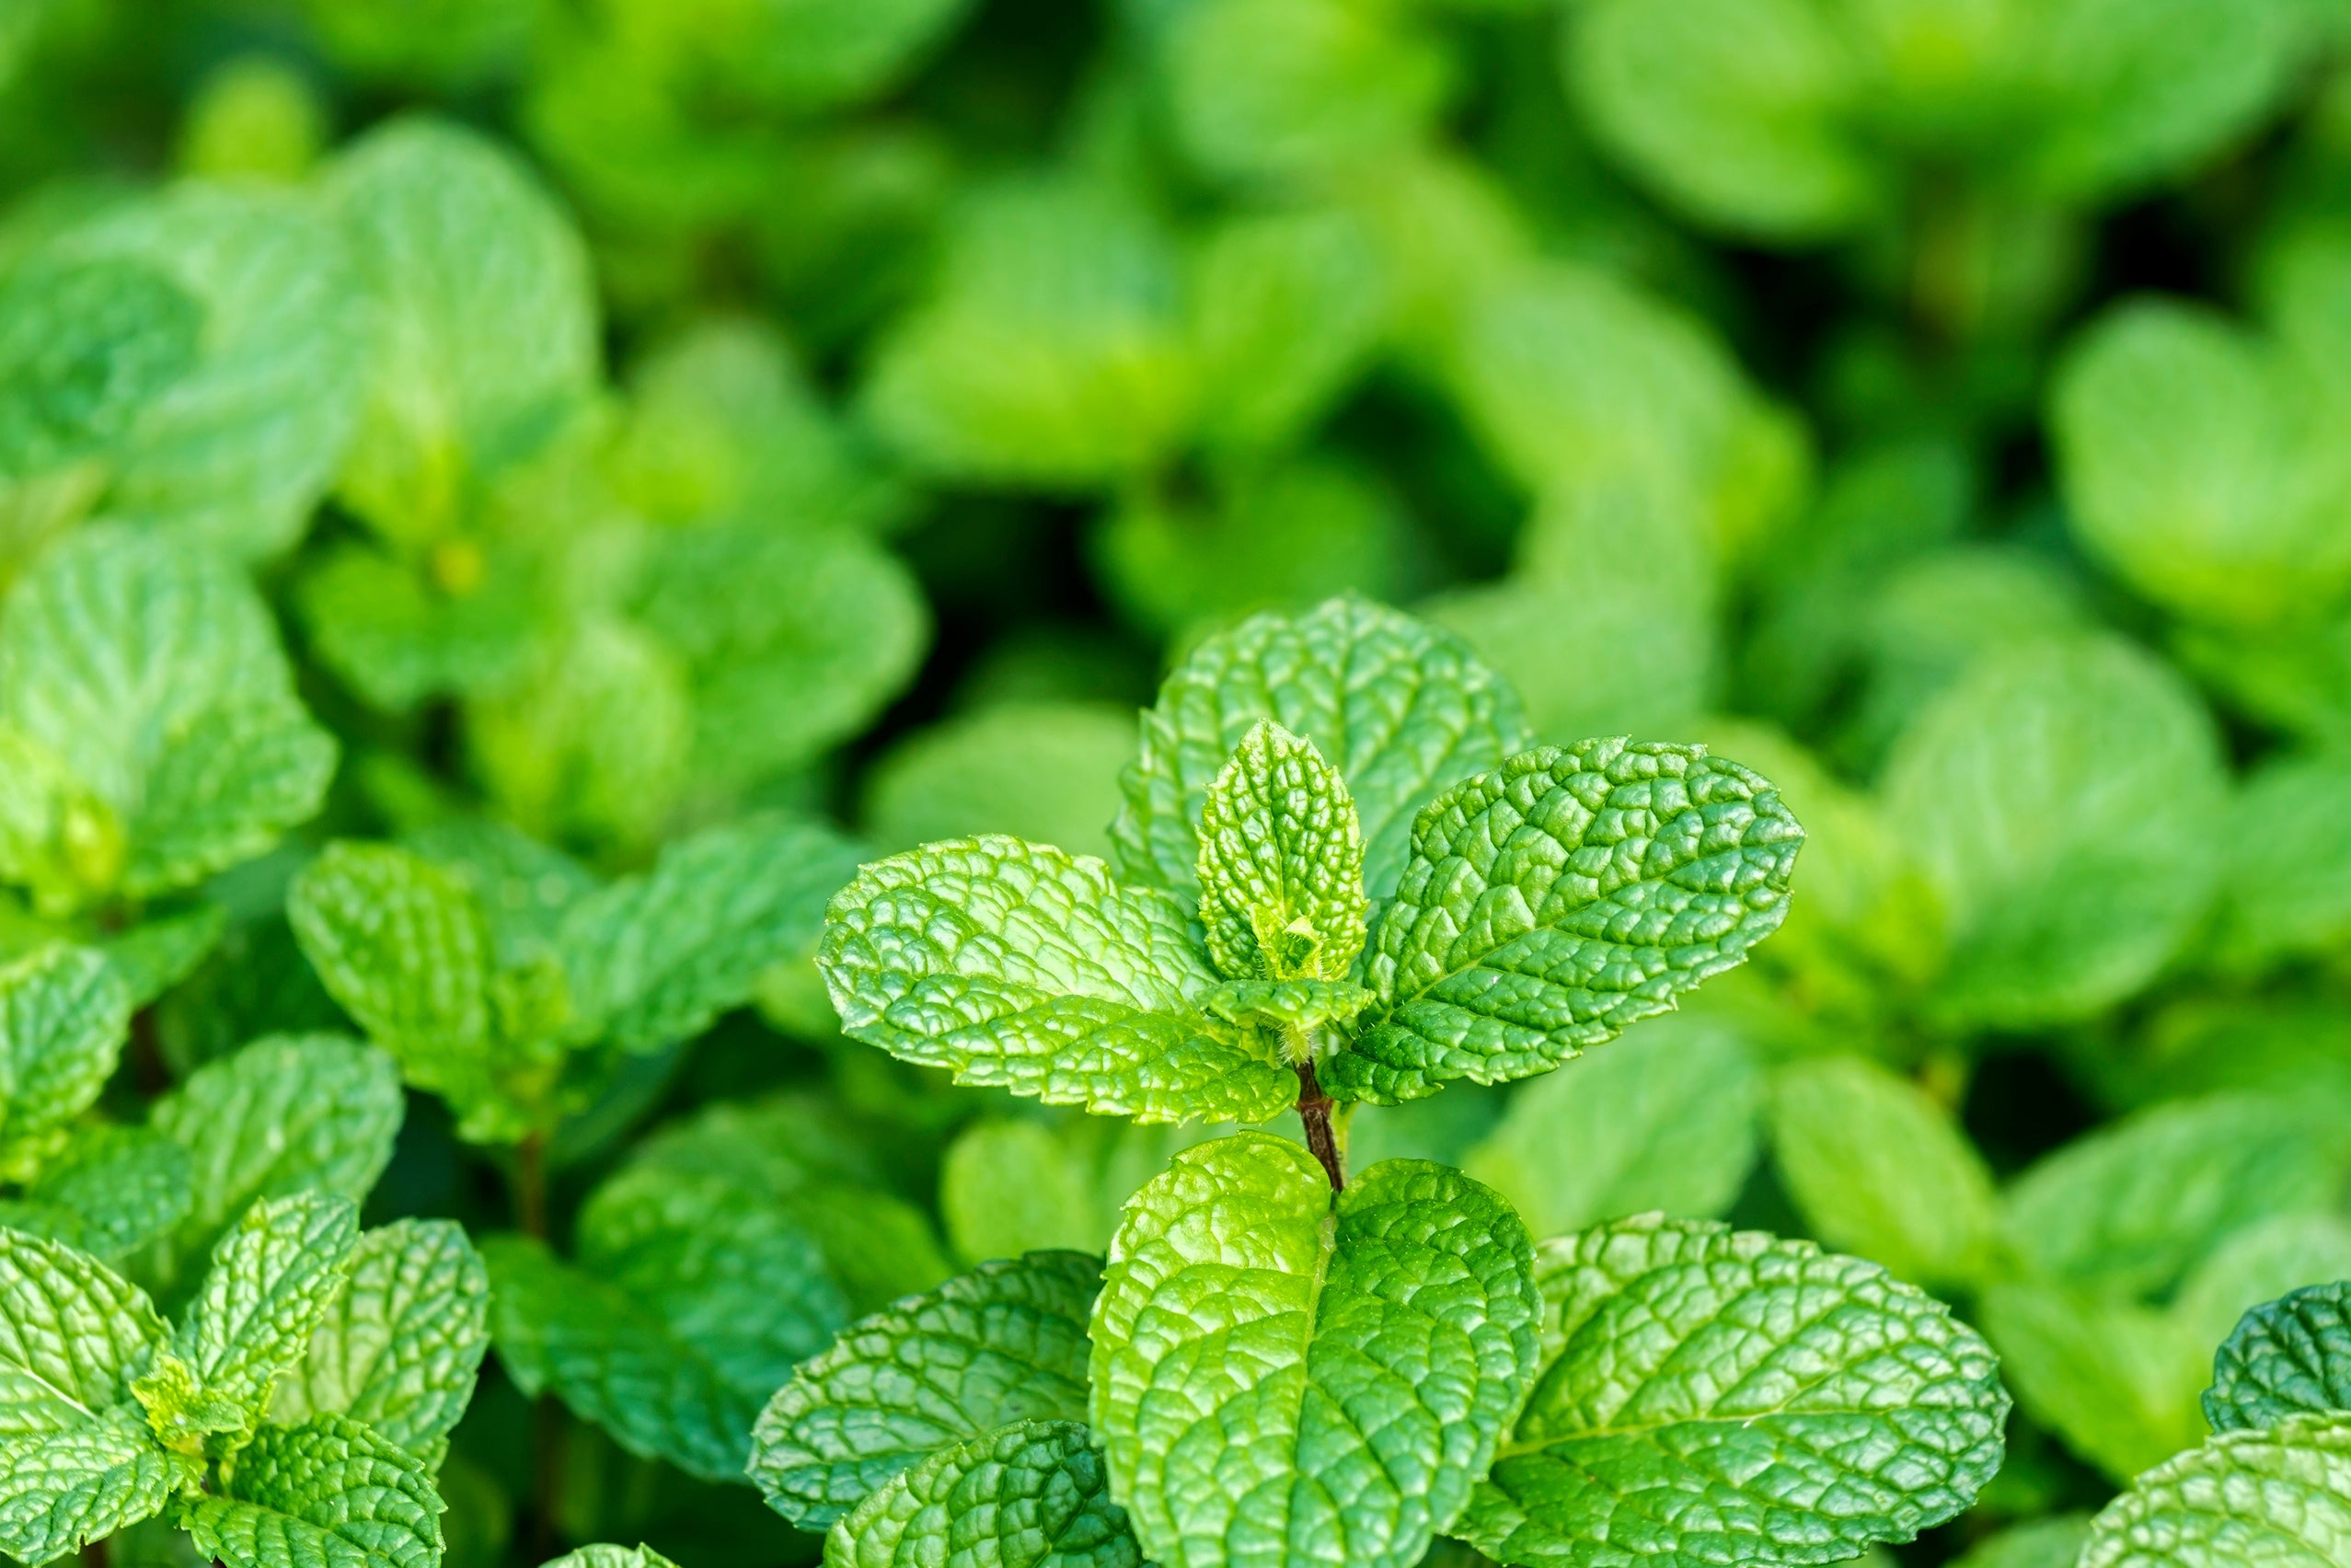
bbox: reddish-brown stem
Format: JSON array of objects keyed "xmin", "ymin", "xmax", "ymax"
[
  {"xmin": 1296, "ymin": 1062, "xmax": 1343, "ymax": 1191},
  {"xmin": 515, "ymin": 1130, "xmax": 548, "ymax": 1239}
]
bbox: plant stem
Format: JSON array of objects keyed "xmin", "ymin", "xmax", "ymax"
[
  {"xmin": 531, "ymin": 1391, "xmax": 568, "ymax": 1562},
  {"xmin": 1296, "ymin": 1061, "xmax": 1344, "ymax": 1191},
  {"xmin": 515, "ymin": 1130, "xmax": 548, "ymax": 1239}
]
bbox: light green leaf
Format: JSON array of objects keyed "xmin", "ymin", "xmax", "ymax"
[
  {"xmin": 751, "ymin": 1251, "xmax": 1100, "ymax": 1528},
  {"xmin": 597, "ymin": 0, "xmax": 968, "ymax": 114},
  {"xmin": 824, "ymin": 1419, "xmax": 1139, "ymax": 1568},
  {"xmin": 1331, "ymin": 739, "xmax": 1801, "ymax": 1102},
  {"xmin": 2078, "ymin": 1413, "xmax": 2351, "ymax": 1568},
  {"xmin": 0, "ymin": 1228, "xmax": 169, "ymax": 1435},
  {"xmin": 178, "ymin": 1413, "xmax": 444, "ymax": 1568},
  {"xmin": 820, "ymin": 836, "xmax": 1296, "ymax": 1124},
  {"xmin": 150, "ymin": 1034, "xmax": 403, "ymax": 1260},
  {"xmin": 0, "ymin": 943, "xmax": 130, "ymax": 1170},
  {"xmin": 326, "ymin": 115, "xmax": 598, "ymax": 546},
  {"xmin": 1112, "ymin": 597, "xmax": 1532, "ymax": 899},
  {"xmin": 863, "ymin": 702, "xmax": 1135, "ymax": 863},
  {"xmin": 1188, "ymin": 208, "xmax": 1388, "ymax": 454},
  {"xmin": 1949, "ymin": 1516, "xmax": 2094, "ymax": 1568},
  {"xmin": 2213, "ymin": 752, "xmax": 2351, "ymax": 970},
  {"xmin": 1881, "ymin": 633, "xmax": 2229, "ymax": 1027},
  {"xmin": 559, "ymin": 813, "xmax": 865, "ymax": 1053},
  {"xmin": 0, "ymin": 525, "xmax": 335, "ymax": 906},
  {"xmin": 2173, "ymin": 1213, "xmax": 2351, "ymax": 1368},
  {"xmin": 295, "ymin": 541, "xmax": 538, "ymax": 711},
  {"xmin": 1195, "ymin": 721, "xmax": 1367, "ymax": 984},
  {"xmin": 270, "ymin": 1220, "xmax": 490, "ymax": 1466},
  {"xmin": 0, "ymin": 254, "xmax": 203, "ymax": 477},
  {"xmin": 1089, "ymin": 1134, "xmax": 1540, "ymax": 1568},
  {"xmin": 1977, "ymin": 1281, "xmax": 2203, "ymax": 1482},
  {"xmin": 541, "ymin": 1548, "xmax": 678, "ymax": 1568},
  {"xmin": 400, "ymin": 819, "xmax": 595, "ymax": 973},
  {"xmin": 2000, "ymin": 1093, "xmax": 2343, "ymax": 1298},
  {"xmin": 1768, "ymin": 1055, "xmax": 1999, "ymax": 1289},
  {"xmin": 1462, "ymin": 1013, "xmax": 1759, "ymax": 1240},
  {"xmin": 17, "ymin": 1126, "xmax": 194, "ymax": 1260},
  {"xmin": 99, "ymin": 903, "xmax": 226, "ymax": 1010},
  {"xmin": 0, "ymin": 1406, "xmax": 194, "ymax": 1565},
  {"xmin": 153, "ymin": 1194, "xmax": 359, "ymax": 1447},
  {"xmin": 937, "ymin": 1118, "xmax": 1216, "ymax": 1267},
  {"xmin": 1464, "ymin": 1216, "xmax": 2009, "ymax": 1568},
  {"xmin": 2206, "ymin": 1282, "xmax": 2351, "ymax": 1434}
]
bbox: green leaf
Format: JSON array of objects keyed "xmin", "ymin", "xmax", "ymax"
[
  {"xmin": 2206, "ymin": 1282, "xmax": 2351, "ymax": 1434},
  {"xmin": 1330, "ymin": 739, "xmax": 1801, "ymax": 1102},
  {"xmin": 2000, "ymin": 1093, "xmax": 2343, "ymax": 1298},
  {"xmin": 2213, "ymin": 753, "xmax": 2351, "ymax": 971},
  {"xmin": 1089, "ymin": 1134, "xmax": 1540, "ymax": 1568},
  {"xmin": 1188, "ymin": 209, "xmax": 1389, "ymax": 454},
  {"xmin": 751, "ymin": 1251, "xmax": 1100, "ymax": 1528},
  {"xmin": 2077, "ymin": 1413, "xmax": 2351, "ymax": 1568},
  {"xmin": 1462, "ymin": 1013, "xmax": 1759, "ymax": 1240},
  {"xmin": 541, "ymin": 1548, "xmax": 678, "ymax": 1568},
  {"xmin": 936, "ymin": 1118, "xmax": 1216, "ymax": 1267},
  {"xmin": 149, "ymin": 1194, "xmax": 359, "ymax": 1448},
  {"xmin": 0, "ymin": 943, "xmax": 131, "ymax": 1172},
  {"xmin": 1463, "ymin": 1216, "xmax": 2010, "ymax": 1568},
  {"xmin": 1195, "ymin": 721, "xmax": 1367, "ymax": 984},
  {"xmin": 295, "ymin": 541, "xmax": 538, "ymax": 711},
  {"xmin": 0, "ymin": 1228, "xmax": 169, "ymax": 1435},
  {"xmin": 1949, "ymin": 1516, "xmax": 2094, "ymax": 1568},
  {"xmin": 1881, "ymin": 633, "xmax": 2230, "ymax": 1027},
  {"xmin": 178, "ymin": 1413, "xmax": 444, "ymax": 1568},
  {"xmin": 150, "ymin": 1035, "xmax": 404, "ymax": 1262},
  {"xmin": 0, "ymin": 1406, "xmax": 195, "ymax": 1565},
  {"xmin": 593, "ymin": 0, "xmax": 968, "ymax": 114},
  {"xmin": 270, "ymin": 1220, "xmax": 490, "ymax": 1467},
  {"xmin": 0, "ymin": 255, "xmax": 203, "ymax": 475},
  {"xmin": 824, "ymin": 1419, "xmax": 1139, "ymax": 1568},
  {"xmin": 17, "ymin": 1126, "xmax": 194, "ymax": 1259},
  {"xmin": 559, "ymin": 813, "xmax": 865, "ymax": 1053},
  {"xmin": 99, "ymin": 902, "xmax": 227, "ymax": 1009},
  {"xmin": 1767, "ymin": 1055, "xmax": 2000, "ymax": 1289},
  {"xmin": 1112, "ymin": 597, "xmax": 1532, "ymax": 900},
  {"xmin": 820, "ymin": 836, "xmax": 1297, "ymax": 1124},
  {"xmin": 862, "ymin": 702, "xmax": 1135, "ymax": 864},
  {"xmin": 0, "ymin": 525, "xmax": 335, "ymax": 907},
  {"xmin": 1976, "ymin": 1282, "xmax": 2202, "ymax": 1482},
  {"xmin": 326, "ymin": 115, "xmax": 598, "ymax": 546}
]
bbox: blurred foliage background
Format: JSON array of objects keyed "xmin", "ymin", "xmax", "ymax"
[{"xmin": 6, "ymin": 0, "xmax": 2351, "ymax": 1564}]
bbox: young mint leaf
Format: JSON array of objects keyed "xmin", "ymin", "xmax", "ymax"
[
  {"xmin": 1089, "ymin": 1134, "xmax": 1539, "ymax": 1568},
  {"xmin": 1112, "ymin": 597, "xmax": 1531, "ymax": 900},
  {"xmin": 1463, "ymin": 1216, "xmax": 2010, "ymax": 1568},
  {"xmin": 0, "ymin": 255, "xmax": 202, "ymax": 476},
  {"xmin": 825, "ymin": 1418, "xmax": 1139, "ymax": 1568},
  {"xmin": 1188, "ymin": 208, "xmax": 1389, "ymax": 455},
  {"xmin": 99, "ymin": 902, "xmax": 227, "ymax": 1009},
  {"xmin": 147, "ymin": 1193, "xmax": 360, "ymax": 1451},
  {"xmin": 270, "ymin": 1219, "xmax": 490, "ymax": 1468},
  {"xmin": 16, "ymin": 1126, "xmax": 195, "ymax": 1260},
  {"xmin": 1768, "ymin": 1055, "xmax": 2000, "ymax": 1289},
  {"xmin": 937, "ymin": 1119, "xmax": 1215, "ymax": 1266},
  {"xmin": 1329, "ymin": 739, "xmax": 1801, "ymax": 1102},
  {"xmin": 1950, "ymin": 1517, "xmax": 2094, "ymax": 1568},
  {"xmin": 542, "ymin": 1548, "xmax": 679, "ymax": 1568},
  {"xmin": 2213, "ymin": 753, "xmax": 2351, "ymax": 972},
  {"xmin": 751, "ymin": 1251, "xmax": 1100, "ymax": 1528},
  {"xmin": 0, "ymin": 1228, "xmax": 170, "ymax": 1434},
  {"xmin": 862, "ymin": 702, "xmax": 1135, "ymax": 862},
  {"xmin": 1976, "ymin": 1281, "xmax": 2201, "ymax": 1483},
  {"xmin": 0, "ymin": 943, "xmax": 132, "ymax": 1176},
  {"xmin": 325, "ymin": 115, "xmax": 598, "ymax": 547},
  {"xmin": 177, "ymin": 1412, "xmax": 444, "ymax": 1568},
  {"xmin": 296, "ymin": 540, "xmax": 538, "ymax": 712},
  {"xmin": 1461, "ymin": 1013, "xmax": 1759, "ymax": 1239},
  {"xmin": 2077, "ymin": 1413, "xmax": 2351, "ymax": 1568},
  {"xmin": 820, "ymin": 836, "xmax": 1296, "ymax": 1124},
  {"xmin": 0, "ymin": 1405, "xmax": 196, "ymax": 1565},
  {"xmin": 559, "ymin": 813, "xmax": 865, "ymax": 1054},
  {"xmin": 1194, "ymin": 721, "xmax": 1367, "ymax": 984},
  {"xmin": 2205, "ymin": 1282, "xmax": 2351, "ymax": 1434},
  {"xmin": 0, "ymin": 525, "xmax": 335, "ymax": 909},
  {"xmin": 150, "ymin": 1034, "xmax": 403, "ymax": 1265}
]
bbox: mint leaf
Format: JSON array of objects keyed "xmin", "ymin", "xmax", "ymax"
[
  {"xmin": 1950, "ymin": 1517, "xmax": 2094, "ymax": 1568},
  {"xmin": 0, "ymin": 943, "xmax": 131, "ymax": 1175},
  {"xmin": 270, "ymin": 1219, "xmax": 490, "ymax": 1467},
  {"xmin": 1089, "ymin": 1134, "xmax": 1540, "ymax": 1568},
  {"xmin": 2078, "ymin": 1413, "xmax": 2351, "ymax": 1568},
  {"xmin": 0, "ymin": 255, "xmax": 202, "ymax": 476},
  {"xmin": 559, "ymin": 813, "xmax": 864, "ymax": 1053},
  {"xmin": 1113, "ymin": 597, "xmax": 1531, "ymax": 899},
  {"xmin": 0, "ymin": 525, "xmax": 335, "ymax": 908},
  {"xmin": 2206, "ymin": 1282, "xmax": 2351, "ymax": 1434},
  {"xmin": 151, "ymin": 1034, "xmax": 403, "ymax": 1264},
  {"xmin": 295, "ymin": 540, "xmax": 537, "ymax": 712},
  {"xmin": 1195, "ymin": 721, "xmax": 1367, "ymax": 985},
  {"xmin": 150, "ymin": 1193, "xmax": 360, "ymax": 1448},
  {"xmin": 0, "ymin": 1228, "xmax": 169, "ymax": 1434},
  {"xmin": 1188, "ymin": 208, "xmax": 1389, "ymax": 454},
  {"xmin": 751, "ymin": 1251, "xmax": 1100, "ymax": 1528},
  {"xmin": 1768, "ymin": 1055, "xmax": 2000, "ymax": 1289},
  {"xmin": 1463, "ymin": 1216, "xmax": 2010, "ymax": 1568},
  {"xmin": 1462, "ymin": 1013, "xmax": 1759, "ymax": 1239},
  {"xmin": 938, "ymin": 1119, "xmax": 1213, "ymax": 1266},
  {"xmin": 1880, "ymin": 634, "xmax": 2229, "ymax": 1027},
  {"xmin": 1977, "ymin": 1282, "xmax": 2200, "ymax": 1482},
  {"xmin": 542, "ymin": 1548, "xmax": 678, "ymax": 1568},
  {"xmin": 99, "ymin": 903, "xmax": 227, "ymax": 1009},
  {"xmin": 820, "ymin": 836, "xmax": 1296, "ymax": 1124},
  {"xmin": 326, "ymin": 115, "xmax": 597, "ymax": 547},
  {"xmin": 1330, "ymin": 739, "xmax": 1801, "ymax": 1102},
  {"xmin": 2213, "ymin": 753, "xmax": 2351, "ymax": 971},
  {"xmin": 825, "ymin": 1419, "xmax": 1138, "ymax": 1568},
  {"xmin": 0, "ymin": 1406, "xmax": 193, "ymax": 1565},
  {"xmin": 863, "ymin": 702, "xmax": 1135, "ymax": 863},
  {"xmin": 178, "ymin": 1413, "xmax": 444, "ymax": 1568},
  {"xmin": 16, "ymin": 1126, "xmax": 194, "ymax": 1260}
]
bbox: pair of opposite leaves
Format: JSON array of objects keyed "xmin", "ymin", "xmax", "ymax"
[
  {"xmin": 746, "ymin": 1159, "xmax": 2011, "ymax": 1568},
  {"xmin": 820, "ymin": 597, "xmax": 1806, "ymax": 1121}
]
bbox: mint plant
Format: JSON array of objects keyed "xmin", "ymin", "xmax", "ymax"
[{"xmin": 759, "ymin": 598, "xmax": 2011, "ymax": 1568}]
